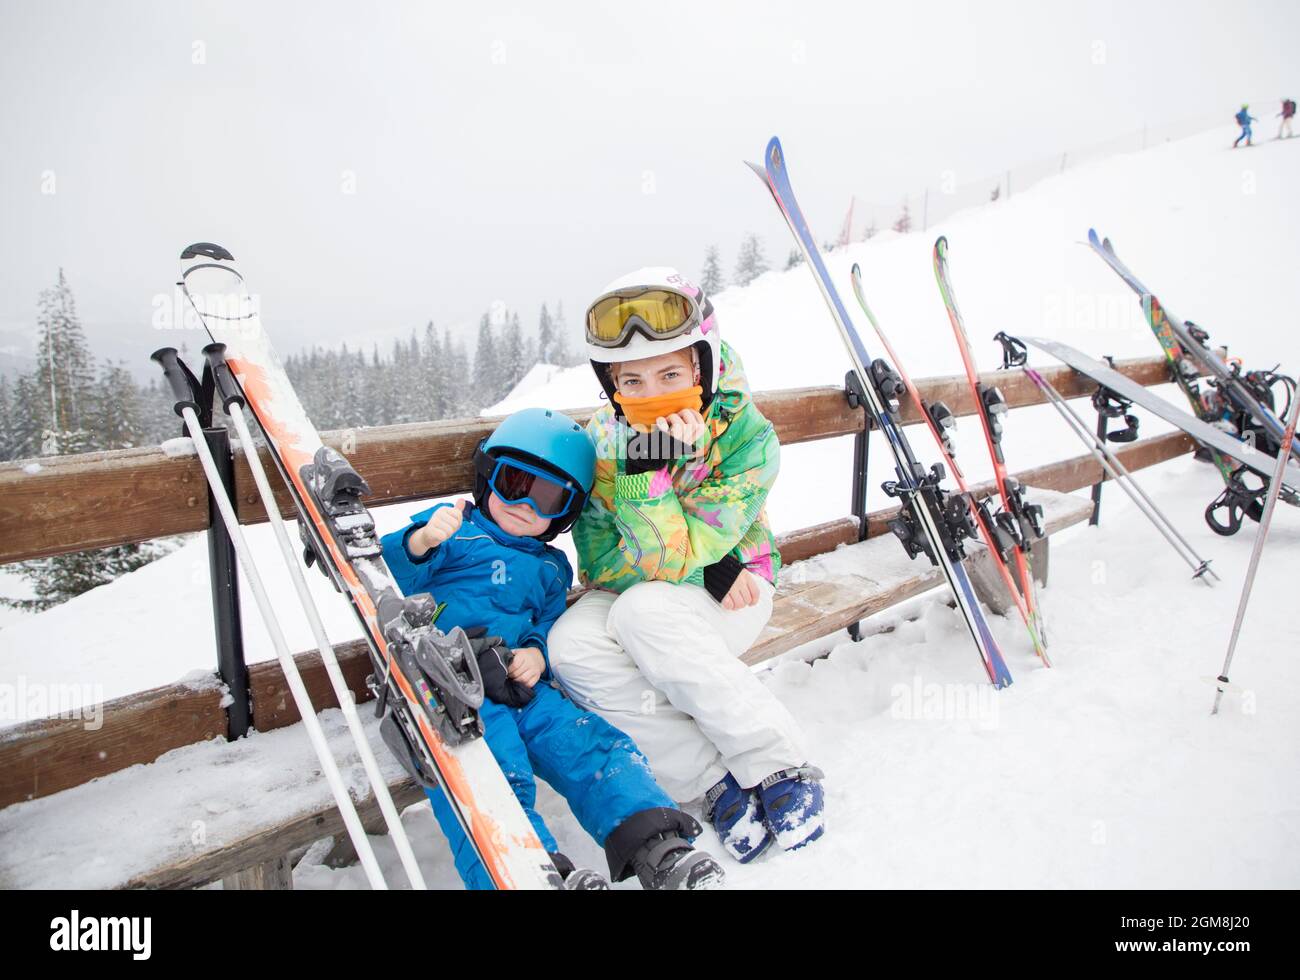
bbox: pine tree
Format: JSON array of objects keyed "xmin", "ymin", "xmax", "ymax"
[
  {"xmin": 366, "ymin": 344, "xmax": 396, "ymax": 425},
  {"xmin": 0, "ymin": 375, "xmax": 13, "ymax": 461},
  {"xmin": 537, "ymin": 304, "xmax": 555, "ymax": 365},
  {"xmin": 10, "ymin": 375, "xmax": 44, "ymax": 459},
  {"xmin": 139, "ymin": 377, "xmax": 180, "ymax": 446},
  {"xmin": 892, "ymin": 203, "xmax": 912, "ymax": 234},
  {"xmin": 733, "ymin": 233, "xmax": 770, "ymax": 287},
  {"xmin": 863, "ymin": 220, "xmax": 879, "ymax": 240},
  {"xmin": 92, "ymin": 362, "xmax": 145, "ymax": 450},
  {"xmin": 502, "ymin": 311, "xmax": 526, "ymax": 397},
  {"xmin": 700, "ymin": 246, "xmax": 726, "ymax": 294},
  {"xmin": 474, "ymin": 313, "xmax": 500, "ymax": 405},
  {"xmin": 552, "ymin": 300, "xmax": 574, "ymax": 366},
  {"xmin": 417, "ymin": 322, "xmax": 441, "ymax": 420},
  {"xmin": 785, "ymin": 247, "xmax": 804, "ymax": 270},
  {"xmin": 389, "ymin": 333, "xmax": 421, "ymax": 424},
  {"xmin": 35, "ymin": 269, "xmax": 96, "ymax": 453},
  {"xmin": 445, "ymin": 327, "xmax": 471, "ymax": 416}
]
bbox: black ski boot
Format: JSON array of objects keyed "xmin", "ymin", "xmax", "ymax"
[
  {"xmin": 550, "ymin": 852, "xmax": 610, "ymax": 890},
  {"xmin": 603, "ymin": 807, "xmax": 726, "ymax": 891},
  {"xmin": 631, "ymin": 834, "xmax": 725, "ymax": 890}
]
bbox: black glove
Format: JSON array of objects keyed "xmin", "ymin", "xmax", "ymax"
[
  {"xmin": 624, "ymin": 429, "xmax": 697, "ymax": 475},
  {"xmin": 464, "ymin": 626, "xmax": 535, "ymax": 708}
]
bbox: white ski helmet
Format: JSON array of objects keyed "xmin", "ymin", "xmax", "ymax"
[{"xmin": 584, "ymin": 267, "xmax": 722, "ymax": 409}]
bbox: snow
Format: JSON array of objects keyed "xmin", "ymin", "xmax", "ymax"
[
  {"xmin": 158, "ymin": 436, "xmax": 196, "ymax": 458},
  {"xmin": 1, "ymin": 124, "xmax": 1298, "ymax": 888},
  {"xmin": 21, "ymin": 462, "xmax": 41, "ymax": 475}
]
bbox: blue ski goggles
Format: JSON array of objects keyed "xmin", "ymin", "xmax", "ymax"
[{"xmin": 479, "ymin": 454, "xmax": 579, "ymax": 519}]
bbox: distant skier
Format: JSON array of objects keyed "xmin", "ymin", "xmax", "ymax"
[
  {"xmin": 1234, "ymin": 104, "xmax": 1258, "ymax": 147},
  {"xmin": 1278, "ymin": 98, "xmax": 1296, "ymax": 140}
]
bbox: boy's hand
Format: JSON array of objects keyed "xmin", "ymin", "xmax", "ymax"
[
  {"xmin": 409, "ymin": 499, "xmax": 468, "ymax": 556},
  {"xmin": 721, "ymin": 569, "xmax": 762, "ymax": 611},
  {"xmin": 656, "ymin": 409, "xmax": 708, "ymax": 458},
  {"xmin": 507, "ymin": 647, "xmax": 546, "ymax": 688}
]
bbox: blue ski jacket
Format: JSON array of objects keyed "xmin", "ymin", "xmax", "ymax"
[
  {"xmin": 382, "ymin": 501, "xmax": 571, "ymax": 671},
  {"xmin": 379, "ymin": 501, "xmax": 677, "ymax": 889}
]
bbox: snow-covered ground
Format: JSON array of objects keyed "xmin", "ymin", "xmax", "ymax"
[
  {"xmin": 1, "ymin": 124, "xmax": 1297, "ymax": 888},
  {"xmin": 2, "ymin": 455, "xmax": 1296, "ymax": 888}
]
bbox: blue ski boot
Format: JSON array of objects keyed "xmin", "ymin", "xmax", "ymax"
[
  {"xmin": 757, "ymin": 765, "xmax": 826, "ymax": 852},
  {"xmin": 704, "ymin": 772, "xmax": 774, "ymax": 864}
]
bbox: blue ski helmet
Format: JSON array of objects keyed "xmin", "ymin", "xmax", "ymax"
[{"xmin": 473, "ymin": 407, "xmax": 596, "ymax": 540}]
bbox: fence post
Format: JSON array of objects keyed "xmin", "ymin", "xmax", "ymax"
[
  {"xmin": 1088, "ymin": 408, "xmax": 1108, "ymax": 526},
  {"xmin": 204, "ymin": 425, "xmax": 252, "ymax": 739},
  {"xmin": 844, "ymin": 371, "xmax": 871, "ymax": 641}
]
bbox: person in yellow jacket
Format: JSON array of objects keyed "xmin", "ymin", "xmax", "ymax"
[{"xmin": 547, "ymin": 267, "xmax": 824, "ymax": 865}]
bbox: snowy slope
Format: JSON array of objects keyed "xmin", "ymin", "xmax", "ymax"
[{"xmin": 1, "ymin": 125, "xmax": 1297, "ymax": 889}]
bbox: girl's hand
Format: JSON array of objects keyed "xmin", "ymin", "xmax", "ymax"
[
  {"xmin": 410, "ymin": 499, "xmax": 467, "ymax": 555},
  {"xmin": 508, "ymin": 647, "xmax": 546, "ymax": 688},
  {"xmin": 656, "ymin": 409, "xmax": 708, "ymax": 457},
  {"xmin": 721, "ymin": 569, "xmax": 762, "ymax": 611}
]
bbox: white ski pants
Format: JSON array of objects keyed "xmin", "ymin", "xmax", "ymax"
[{"xmin": 547, "ymin": 579, "xmax": 807, "ymax": 803}]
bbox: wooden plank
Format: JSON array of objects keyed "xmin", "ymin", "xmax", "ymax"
[
  {"xmin": 0, "ymin": 357, "xmax": 1172, "ymax": 563},
  {"xmin": 124, "ymin": 781, "xmax": 426, "ymax": 890},
  {"xmin": 860, "ymin": 431, "xmax": 1194, "ymax": 540},
  {"xmin": 772, "ymin": 517, "xmax": 861, "ymax": 565},
  {"xmin": 0, "ymin": 682, "xmax": 227, "ymax": 809},
  {"xmin": 0, "ymin": 447, "xmax": 211, "ymax": 564},
  {"xmin": 248, "ymin": 644, "xmax": 374, "ymax": 733}
]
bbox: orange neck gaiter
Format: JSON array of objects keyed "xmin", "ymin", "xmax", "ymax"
[{"xmin": 613, "ymin": 386, "xmax": 704, "ymax": 429}]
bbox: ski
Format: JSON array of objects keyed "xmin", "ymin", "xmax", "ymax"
[
  {"xmin": 178, "ymin": 243, "xmax": 564, "ymax": 890},
  {"xmin": 995, "ymin": 334, "xmax": 1219, "ymax": 584},
  {"xmin": 1087, "ymin": 229, "xmax": 1300, "ymax": 459},
  {"xmin": 1085, "ymin": 230, "xmax": 1237, "ymax": 486},
  {"xmin": 849, "ymin": 262, "xmax": 1048, "ymax": 664},
  {"xmin": 747, "ymin": 138, "xmax": 1013, "ymax": 688},
  {"xmin": 932, "ymin": 237, "xmax": 1049, "ymax": 656},
  {"xmin": 1012, "ymin": 334, "xmax": 1300, "ymax": 533}
]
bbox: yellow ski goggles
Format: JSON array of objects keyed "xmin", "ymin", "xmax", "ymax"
[{"xmin": 586, "ymin": 289, "xmax": 699, "ymax": 348}]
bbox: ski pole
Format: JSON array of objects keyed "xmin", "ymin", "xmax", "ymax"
[
  {"xmin": 151, "ymin": 347, "xmax": 389, "ymax": 889},
  {"xmin": 1026, "ymin": 367, "xmax": 1218, "ymax": 583},
  {"xmin": 203, "ymin": 344, "xmax": 428, "ymax": 889},
  {"xmin": 1213, "ymin": 380, "xmax": 1300, "ymax": 714}
]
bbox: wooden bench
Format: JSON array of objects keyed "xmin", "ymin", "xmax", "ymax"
[
  {"xmin": 0, "ymin": 355, "xmax": 1196, "ymax": 887},
  {"xmin": 0, "ymin": 483, "xmax": 1104, "ymax": 889},
  {"xmin": 751, "ymin": 486, "xmax": 1093, "ymax": 664}
]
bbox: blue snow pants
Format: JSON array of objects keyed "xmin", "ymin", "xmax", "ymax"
[{"xmin": 425, "ymin": 683, "xmax": 675, "ymax": 890}]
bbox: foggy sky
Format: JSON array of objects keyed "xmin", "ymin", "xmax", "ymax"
[{"xmin": 1, "ymin": 0, "xmax": 1295, "ymax": 372}]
